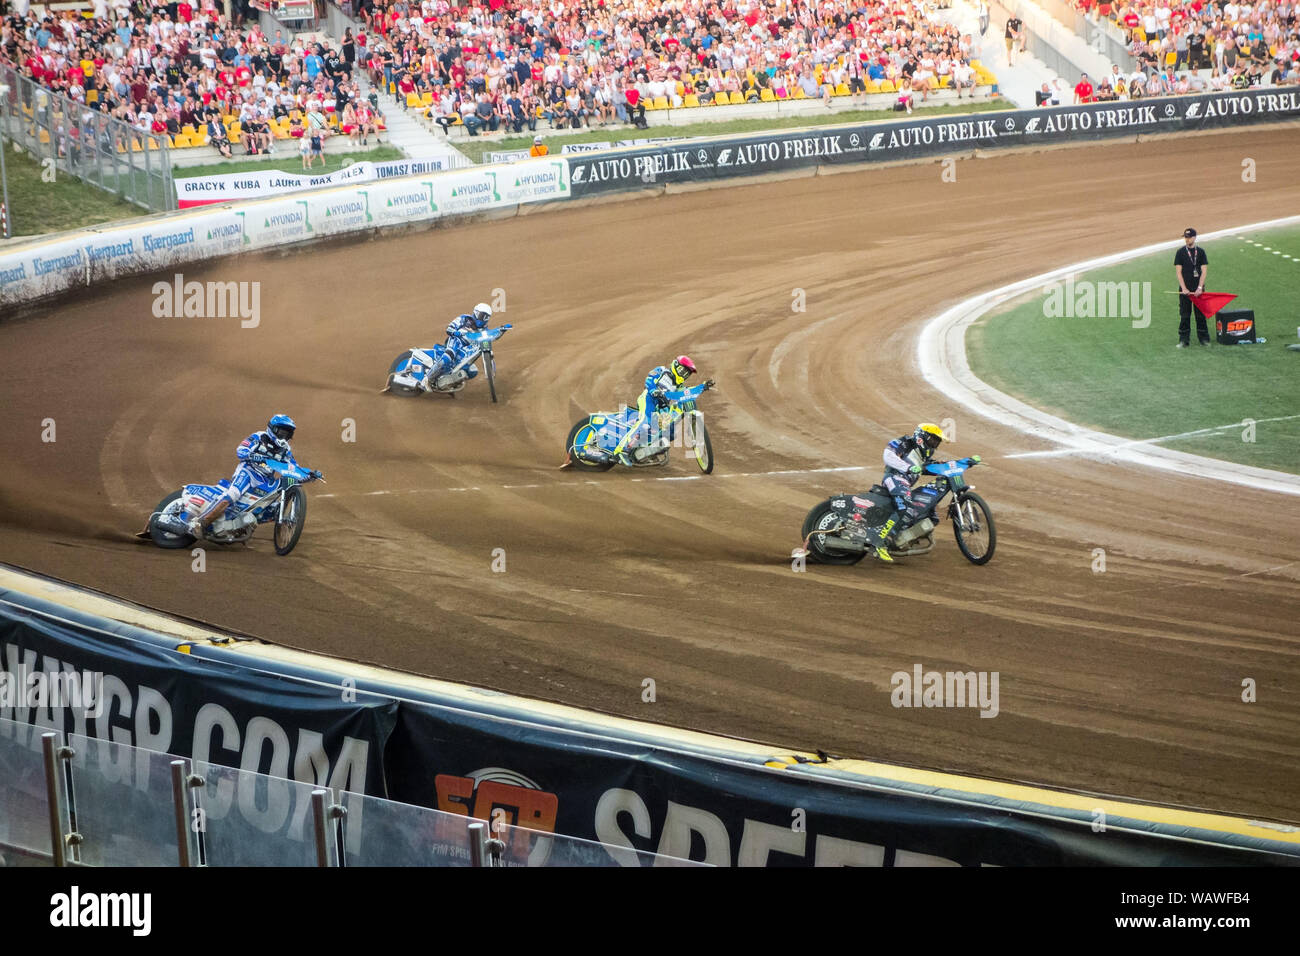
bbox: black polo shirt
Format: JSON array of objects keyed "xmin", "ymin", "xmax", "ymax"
[{"xmin": 1174, "ymin": 244, "xmax": 1207, "ymax": 290}]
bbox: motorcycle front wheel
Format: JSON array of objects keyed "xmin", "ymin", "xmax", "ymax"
[
  {"xmin": 952, "ymin": 492, "xmax": 996, "ymax": 565},
  {"xmin": 273, "ymin": 486, "xmax": 308, "ymax": 556}
]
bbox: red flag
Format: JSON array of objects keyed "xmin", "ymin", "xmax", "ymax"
[{"xmin": 1189, "ymin": 292, "xmax": 1238, "ymax": 319}]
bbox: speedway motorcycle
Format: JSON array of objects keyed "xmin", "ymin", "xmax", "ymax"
[
  {"xmin": 562, "ymin": 381, "xmax": 715, "ymax": 474},
  {"xmin": 139, "ymin": 456, "xmax": 325, "ymax": 556},
  {"xmin": 383, "ymin": 324, "xmax": 513, "ymax": 402},
  {"xmin": 798, "ymin": 456, "xmax": 995, "ymax": 565}
]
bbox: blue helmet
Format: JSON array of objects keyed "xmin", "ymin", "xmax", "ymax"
[{"xmin": 268, "ymin": 414, "xmax": 296, "ymax": 443}]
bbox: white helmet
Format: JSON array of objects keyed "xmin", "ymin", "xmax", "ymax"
[{"xmin": 472, "ymin": 302, "xmax": 493, "ymax": 327}]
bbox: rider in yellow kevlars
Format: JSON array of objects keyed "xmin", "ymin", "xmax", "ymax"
[{"xmin": 613, "ymin": 355, "xmax": 710, "ymax": 464}]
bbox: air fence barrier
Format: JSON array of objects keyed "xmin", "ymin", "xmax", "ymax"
[
  {"xmin": 3, "ymin": 576, "xmax": 1300, "ymax": 866},
  {"xmin": 0, "ymin": 718, "xmax": 702, "ymax": 868},
  {"xmin": 1, "ymin": 65, "xmax": 176, "ymax": 215}
]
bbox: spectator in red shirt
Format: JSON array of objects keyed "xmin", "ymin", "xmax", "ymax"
[{"xmin": 1074, "ymin": 73, "xmax": 1095, "ymax": 103}]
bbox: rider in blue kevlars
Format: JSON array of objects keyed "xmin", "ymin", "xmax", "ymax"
[
  {"xmin": 188, "ymin": 414, "xmax": 300, "ymax": 535},
  {"xmin": 612, "ymin": 355, "xmax": 711, "ymax": 464},
  {"xmin": 427, "ymin": 302, "xmax": 493, "ymax": 386},
  {"xmin": 865, "ymin": 423, "xmax": 946, "ymax": 562}
]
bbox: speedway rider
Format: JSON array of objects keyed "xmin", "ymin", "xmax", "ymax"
[
  {"xmin": 428, "ymin": 302, "xmax": 494, "ymax": 386},
  {"xmin": 613, "ymin": 355, "xmax": 713, "ymax": 464},
  {"xmin": 865, "ymin": 423, "xmax": 946, "ymax": 562},
  {"xmin": 188, "ymin": 414, "xmax": 301, "ymax": 536}
]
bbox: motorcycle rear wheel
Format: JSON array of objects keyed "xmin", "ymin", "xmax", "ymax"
[
  {"xmin": 565, "ymin": 420, "xmax": 615, "ymax": 472},
  {"xmin": 800, "ymin": 500, "xmax": 865, "ymax": 565},
  {"xmin": 148, "ymin": 491, "xmax": 196, "ymax": 549}
]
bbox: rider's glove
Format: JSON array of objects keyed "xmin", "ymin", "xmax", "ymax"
[
  {"xmin": 908, "ymin": 464, "xmax": 923, "ymax": 477},
  {"xmin": 249, "ymin": 453, "xmax": 265, "ymax": 463},
  {"xmin": 653, "ymin": 389, "xmax": 669, "ymax": 407},
  {"xmin": 702, "ymin": 378, "xmax": 716, "ymax": 390}
]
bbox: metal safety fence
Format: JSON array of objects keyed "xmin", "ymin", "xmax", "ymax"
[
  {"xmin": 0, "ymin": 718, "xmax": 704, "ymax": 868},
  {"xmin": 0, "ymin": 65, "xmax": 175, "ymax": 215}
]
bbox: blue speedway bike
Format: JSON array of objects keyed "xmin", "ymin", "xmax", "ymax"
[
  {"xmin": 799, "ymin": 456, "xmax": 995, "ymax": 565},
  {"xmin": 140, "ymin": 456, "xmax": 326, "ymax": 556},
  {"xmin": 384, "ymin": 324, "xmax": 513, "ymax": 402},
  {"xmin": 562, "ymin": 381, "xmax": 715, "ymax": 473}
]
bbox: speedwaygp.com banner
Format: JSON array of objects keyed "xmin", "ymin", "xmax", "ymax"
[{"xmin": 565, "ymin": 88, "xmax": 1300, "ymax": 196}]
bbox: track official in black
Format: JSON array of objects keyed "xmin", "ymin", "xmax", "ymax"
[{"xmin": 1174, "ymin": 227, "xmax": 1210, "ymax": 347}]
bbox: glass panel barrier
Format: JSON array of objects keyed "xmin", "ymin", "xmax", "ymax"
[
  {"xmin": 492, "ymin": 821, "xmax": 709, "ymax": 867},
  {"xmin": 196, "ymin": 761, "xmax": 330, "ymax": 867},
  {"xmin": 338, "ymin": 791, "xmax": 477, "ymax": 867},
  {"xmin": 0, "ymin": 717, "xmax": 54, "ymax": 864},
  {"xmin": 66, "ymin": 732, "xmax": 182, "ymax": 867}
]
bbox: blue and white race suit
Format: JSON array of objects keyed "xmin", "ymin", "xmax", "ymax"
[
  {"xmin": 222, "ymin": 430, "xmax": 298, "ymax": 505},
  {"xmin": 440, "ymin": 313, "xmax": 485, "ymax": 379}
]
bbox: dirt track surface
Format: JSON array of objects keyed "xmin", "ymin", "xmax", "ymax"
[{"xmin": 3, "ymin": 130, "xmax": 1299, "ymax": 821}]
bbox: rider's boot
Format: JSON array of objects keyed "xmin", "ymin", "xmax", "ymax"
[
  {"xmin": 870, "ymin": 513, "xmax": 898, "ymax": 562},
  {"xmin": 188, "ymin": 498, "xmax": 230, "ymax": 537}
]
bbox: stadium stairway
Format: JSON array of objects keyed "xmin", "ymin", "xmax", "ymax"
[
  {"xmin": 358, "ymin": 75, "xmax": 470, "ymax": 168},
  {"xmin": 953, "ymin": 0, "xmax": 1066, "ymax": 107}
]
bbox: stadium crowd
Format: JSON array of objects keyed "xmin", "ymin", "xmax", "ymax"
[
  {"xmin": 0, "ymin": 0, "xmax": 1000, "ymax": 148},
  {"xmin": 1071, "ymin": 0, "xmax": 1299, "ymax": 91},
  {"xmin": 0, "ymin": 0, "xmax": 381, "ymax": 155},
  {"xmin": 327, "ymin": 0, "xmax": 988, "ymax": 131}
]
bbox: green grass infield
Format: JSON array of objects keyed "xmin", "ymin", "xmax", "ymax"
[{"xmin": 968, "ymin": 223, "xmax": 1300, "ymax": 475}]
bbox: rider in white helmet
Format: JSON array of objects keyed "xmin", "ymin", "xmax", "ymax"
[{"xmin": 432, "ymin": 302, "xmax": 494, "ymax": 382}]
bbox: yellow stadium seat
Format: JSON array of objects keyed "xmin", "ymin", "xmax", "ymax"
[
  {"xmin": 406, "ymin": 93, "xmax": 421, "ymax": 107},
  {"xmin": 728, "ymin": 90, "xmax": 744, "ymax": 105},
  {"xmin": 760, "ymin": 88, "xmax": 775, "ymax": 102},
  {"xmin": 421, "ymin": 92, "xmax": 434, "ymax": 106},
  {"xmin": 683, "ymin": 94, "xmax": 700, "ymax": 108},
  {"xmin": 880, "ymin": 79, "xmax": 895, "ymax": 93},
  {"xmin": 792, "ymin": 86, "xmax": 807, "ymax": 99},
  {"xmin": 834, "ymin": 83, "xmax": 849, "ymax": 96},
  {"xmin": 675, "ymin": 81, "xmax": 685, "ymax": 96},
  {"xmin": 865, "ymin": 80, "xmax": 881, "ymax": 94},
  {"xmin": 182, "ymin": 124, "xmax": 197, "ymax": 135},
  {"xmin": 651, "ymin": 96, "xmax": 669, "ymax": 110},
  {"xmin": 938, "ymin": 75, "xmax": 951, "ymax": 87}
]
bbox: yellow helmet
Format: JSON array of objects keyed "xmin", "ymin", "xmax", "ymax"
[{"xmin": 914, "ymin": 422, "xmax": 945, "ymax": 451}]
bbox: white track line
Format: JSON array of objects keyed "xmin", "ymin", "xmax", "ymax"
[
  {"xmin": 1005, "ymin": 414, "xmax": 1300, "ymax": 459},
  {"xmin": 918, "ymin": 215, "xmax": 1300, "ymax": 498},
  {"xmin": 317, "ymin": 465, "xmax": 868, "ymax": 498}
]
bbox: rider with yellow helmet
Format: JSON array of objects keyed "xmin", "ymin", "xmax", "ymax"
[{"xmin": 868, "ymin": 423, "xmax": 946, "ymax": 562}]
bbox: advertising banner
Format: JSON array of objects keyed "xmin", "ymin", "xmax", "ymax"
[
  {"xmin": 382, "ymin": 697, "xmax": 1300, "ymax": 867},
  {"xmin": 566, "ymin": 88, "xmax": 1300, "ymax": 196},
  {"xmin": 174, "ymin": 157, "xmax": 455, "ymax": 208},
  {"xmin": 0, "ymin": 601, "xmax": 398, "ymax": 810}
]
